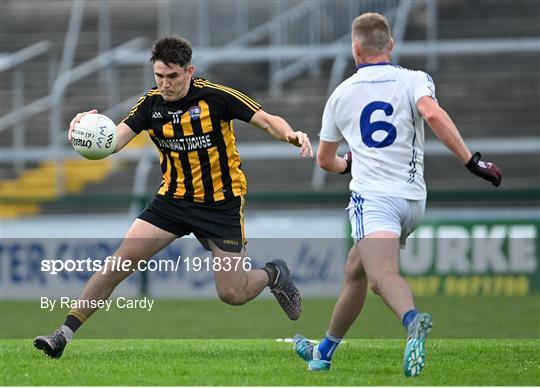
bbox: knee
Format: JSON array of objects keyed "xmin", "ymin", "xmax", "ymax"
[
  {"xmin": 369, "ymin": 281, "xmax": 381, "ymax": 295},
  {"xmin": 367, "ymin": 270, "xmax": 395, "ymax": 295},
  {"xmin": 344, "ymin": 255, "xmax": 366, "ymax": 283},
  {"xmin": 217, "ymin": 287, "xmax": 248, "ymax": 306},
  {"xmin": 366, "ymin": 269, "xmax": 386, "ymax": 294}
]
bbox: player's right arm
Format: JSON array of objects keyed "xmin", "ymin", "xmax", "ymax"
[
  {"xmin": 416, "ymin": 96, "xmax": 471, "ymax": 163},
  {"xmin": 417, "ymin": 96, "xmax": 502, "ymax": 186},
  {"xmin": 68, "ymin": 109, "xmax": 138, "ymax": 153},
  {"xmin": 317, "ymin": 141, "xmax": 349, "ymax": 174},
  {"xmin": 317, "ymin": 90, "xmax": 352, "ymax": 174}
]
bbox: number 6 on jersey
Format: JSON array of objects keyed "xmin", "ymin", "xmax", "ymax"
[{"xmin": 360, "ymin": 101, "xmax": 396, "ymax": 148}]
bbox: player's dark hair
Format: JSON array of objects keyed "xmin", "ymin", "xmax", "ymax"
[{"xmin": 150, "ymin": 35, "xmax": 192, "ymax": 68}]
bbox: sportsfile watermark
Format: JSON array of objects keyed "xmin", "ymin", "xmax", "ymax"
[
  {"xmin": 1, "ymin": 234, "xmax": 538, "ymax": 339},
  {"xmin": 40, "ymin": 296, "xmax": 155, "ymax": 312},
  {"xmin": 40, "ymin": 256, "xmax": 253, "ymax": 275}
]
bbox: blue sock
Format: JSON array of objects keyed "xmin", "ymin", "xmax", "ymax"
[
  {"xmin": 315, "ymin": 332, "xmax": 342, "ymax": 361},
  {"xmin": 402, "ymin": 309, "xmax": 418, "ymax": 328}
]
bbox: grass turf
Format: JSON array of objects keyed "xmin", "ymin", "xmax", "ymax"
[
  {"xmin": 2, "ymin": 339, "xmax": 539, "ymax": 385},
  {"xmin": 1, "ymin": 296, "xmax": 539, "ymax": 385},
  {"xmin": 2, "ymin": 295, "xmax": 539, "ymax": 339}
]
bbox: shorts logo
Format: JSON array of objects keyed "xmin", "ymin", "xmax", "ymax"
[
  {"xmin": 222, "ymin": 239, "xmax": 239, "ymax": 246},
  {"xmin": 188, "ymin": 106, "xmax": 201, "ymax": 120}
]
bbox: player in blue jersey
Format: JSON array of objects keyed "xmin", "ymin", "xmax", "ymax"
[{"xmin": 293, "ymin": 12, "xmax": 502, "ymax": 376}]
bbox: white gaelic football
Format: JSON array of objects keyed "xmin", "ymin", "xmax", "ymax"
[{"xmin": 71, "ymin": 113, "xmax": 118, "ymax": 160}]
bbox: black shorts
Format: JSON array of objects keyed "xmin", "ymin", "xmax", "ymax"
[{"xmin": 138, "ymin": 195, "xmax": 245, "ymax": 253}]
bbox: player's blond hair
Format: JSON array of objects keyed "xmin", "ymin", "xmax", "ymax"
[{"xmin": 351, "ymin": 13, "xmax": 392, "ymax": 53}]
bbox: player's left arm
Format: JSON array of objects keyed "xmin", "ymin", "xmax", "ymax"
[
  {"xmin": 249, "ymin": 109, "xmax": 313, "ymax": 158},
  {"xmin": 417, "ymin": 96, "xmax": 502, "ymax": 187},
  {"xmin": 417, "ymin": 96, "xmax": 471, "ymax": 163},
  {"xmin": 113, "ymin": 122, "xmax": 138, "ymax": 153}
]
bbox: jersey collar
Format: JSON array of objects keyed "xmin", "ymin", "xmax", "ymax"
[
  {"xmin": 356, "ymin": 62, "xmax": 392, "ymax": 70},
  {"xmin": 163, "ymin": 78, "xmax": 195, "ymax": 105}
]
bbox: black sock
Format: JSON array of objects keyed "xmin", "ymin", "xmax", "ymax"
[
  {"xmin": 263, "ymin": 263, "xmax": 278, "ymax": 286},
  {"xmin": 64, "ymin": 314, "xmax": 83, "ymax": 333}
]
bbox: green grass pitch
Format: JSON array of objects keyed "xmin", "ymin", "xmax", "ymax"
[{"xmin": 1, "ymin": 296, "xmax": 539, "ymax": 385}]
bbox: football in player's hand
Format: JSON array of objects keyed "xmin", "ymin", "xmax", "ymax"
[{"xmin": 72, "ymin": 114, "xmax": 118, "ymax": 160}]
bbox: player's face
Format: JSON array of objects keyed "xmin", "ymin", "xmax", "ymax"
[{"xmin": 153, "ymin": 60, "xmax": 194, "ymax": 101}]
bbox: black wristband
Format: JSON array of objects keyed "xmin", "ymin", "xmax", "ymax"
[{"xmin": 339, "ymin": 152, "xmax": 352, "ymax": 175}]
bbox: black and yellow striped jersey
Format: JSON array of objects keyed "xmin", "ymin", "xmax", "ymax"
[{"xmin": 123, "ymin": 78, "xmax": 261, "ymax": 203}]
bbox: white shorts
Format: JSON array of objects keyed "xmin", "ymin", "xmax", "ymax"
[{"xmin": 347, "ymin": 192, "xmax": 426, "ymax": 248}]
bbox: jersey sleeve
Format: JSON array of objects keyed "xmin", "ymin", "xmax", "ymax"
[
  {"xmin": 122, "ymin": 93, "xmax": 152, "ymax": 134},
  {"xmin": 319, "ymin": 94, "xmax": 343, "ymax": 142},
  {"xmin": 217, "ymin": 85, "xmax": 262, "ymax": 122},
  {"xmin": 410, "ymin": 71, "xmax": 437, "ymax": 103}
]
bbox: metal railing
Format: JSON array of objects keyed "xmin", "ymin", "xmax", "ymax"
[
  {"xmin": 3, "ymin": 136, "xmax": 538, "ymax": 211},
  {"xmin": 0, "ymin": 41, "xmax": 53, "ymax": 72},
  {"xmin": 125, "ymin": 0, "xmax": 403, "ymax": 93},
  {"xmin": 3, "ymin": 136, "xmax": 538, "ymax": 164},
  {"xmin": 0, "ymin": 38, "xmax": 147, "ymax": 132},
  {"xmin": 2, "ymin": 37, "xmax": 538, "ymax": 133},
  {"xmin": 1, "ymin": 41, "xmax": 55, "ymax": 172},
  {"xmin": 270, "ymin": 0, "xmax": 403, "ymax": 94},
  {"xmin": 1, "ymin": 0, "xmax": 539, "ymax": 208},
  {"xmin": 2, "ymin": 35, "xmax": 539, "ymax": 196},
  {"xmin": 1, "ymin": 38, "xmax": 147, "ymax": 195}
]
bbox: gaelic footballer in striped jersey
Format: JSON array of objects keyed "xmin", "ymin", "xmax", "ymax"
[
  {"xmin": 123, "ymin": 77, "xmax": 259, "ymax": 204},
  {"xmin": 35, "ymin": 35, "xmax": 313, "ymax": 359}
]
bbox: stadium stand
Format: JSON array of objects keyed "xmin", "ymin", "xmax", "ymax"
[{"xmin": 1, "ymin": 0, "xmax": 538, "ymax": 216}]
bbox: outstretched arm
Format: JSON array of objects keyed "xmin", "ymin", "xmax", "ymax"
[
  {"xmin": 417, "ymin": 96, "xmax": 502, "ymax": 186},
  {"xmin": 249, "ymin": 109, "xmax": 313, "ymax": 158}
]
